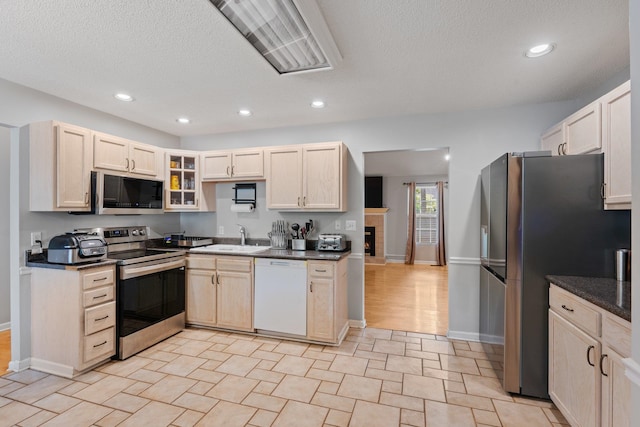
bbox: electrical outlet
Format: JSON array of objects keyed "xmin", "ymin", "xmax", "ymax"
[
  {"xmin": 218, "ymin": 226, "xmax": 225, "ymax": 235},
  {"xmin": 345, "ymin": 220, "xmax": 356, "ymax": 231},
  {"xmin": 334, "ymin": 220, "xmax": 341, "ymax": 230},
  {"xmin": 31, "ymin": 231, "xmax": 42, "ymax": 247}
]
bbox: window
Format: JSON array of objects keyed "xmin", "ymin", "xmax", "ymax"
[{"xmin": 415, "ymin": 184, "xmax": 438, "ymax": 245}]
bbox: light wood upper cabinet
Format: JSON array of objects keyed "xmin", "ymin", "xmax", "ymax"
[
  {"xmin": 565, "ymin": 101, "xmax": 602, "ymax": 155},
  {"xmin": 29, "ymin": 121, "xmax": 93, "ymax": 212},
  {"xmin": 601, "ymin": 81, "xmax": 631, "ymax": 210},
  {"xmin": 201, "ymin": 148, "xmax": 264, "ymax": 181},
  {"xmin": 93, "ymin": 131, "xmax": 159, "ymax": 177},
  {"xmin": 165, "ymin": 151, "xmax": 216, "ymax": 212},
  {"xmin": 266, "ymin": 142, "xmax": 348, "ymax": 211},
  {"xmin": 548, "ymin": 284, "xmax": 631, "ymax": 427},
  {"xmin": 540, "ymin": 122, "xmax": 566, "ymax": 156}
]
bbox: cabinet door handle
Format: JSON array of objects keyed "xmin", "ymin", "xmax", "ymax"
[
  {"xmin": 226, "ymin": 166, "xmax": 230, "ymax": 176},
  {"xmin": 93, "ymin": 276, "xmax": 109, "ymax": 282},
  {"xmin": 131, "ymin": 159, "xmax": 136, "ymax": 170},
  {"xmin": 217, "ymin": 273, "xmax": 221, "ymax": 285},
  {"xmin": 562, "ymin": 142, "xmax": 568, "ymax": 155},
  {"xmin": 211, "ymin": 274, "xmax": 216, "ymax": 285},
  {"xmin": 587, "ymin": 345, "xmax": 595, "ymax": 366},
  {"xmin": 93, "ymin": 341, "xmax": 107, "ymax": 348},
  {"xmin": 315, "ymin": 269, "xmax": 327, "ymax": 273},
  {"xmin": 95, "ymin": 315, "xmax": 109, "ymax": 321},
  {"xmin": 310, "ymin": 282, "xmax": 313, "ymax": 292},
  {"xmin": 557, "ymin": 144, "xmax": 562, "ymax": 156},
  {"xmin": 85, "ymin": 192, "xmax": 89, "ymax": 204},
  {"xmin": 600, "ymin": 353, "xmax": 609, "ymax": 376},
  {"xmin": 231, "ymin": 165, "xmax": 235, "ymax": 176},
  {"xmin": 601, "ymin": 183, "xmax": 606, "ymax": 199},
  {"xmin": 561, "ymin": 304, "xmax": 574, "ymax": 312},
  {"xmin": 303, "ymin": 196, "xmax": 306, "ymax": 206},
  {"xmin": 93, "ymin": 294, "xmax": 108, "ymax": 300},
  {"xmin": 297, "ymin": 197, "xmax": 301, "ymax": 207},
  {"xmin": 126, "ymin": 158, "xmax": 130, "ymax": 170}
]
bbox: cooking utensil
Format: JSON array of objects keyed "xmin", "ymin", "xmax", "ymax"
[{"xmin": 291, "ymin": 223, "xmax": 300, "ymax": 239}]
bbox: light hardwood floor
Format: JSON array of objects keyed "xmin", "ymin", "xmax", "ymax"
[
  {"xmin": 0, "ymin": 330, "xmax": 9, "ymax": 374},
  {"xmin": 365, "ymin": 263, "xmax": 448, "ymax": 336}
]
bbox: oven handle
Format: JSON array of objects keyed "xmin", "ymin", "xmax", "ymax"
[{"xmin": 120, "ymin": 258, "xmax": 186, "ymax": 280}]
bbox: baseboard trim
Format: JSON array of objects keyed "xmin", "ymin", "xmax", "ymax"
[
  {"xmin": 623, "ymin": 357, "xmax": 640, "ymax": 388},
  {"xmin": 447, "ymin": 330, "xmax": 481, "ymax": 342},
  {"xmin": 349, "ymin": 319, "xmax": 366, "ymax": 329},
  {"xmin": 479, "ymin": 333, "xmax": 504, "ymax": 345},
  {"xmin": 0, "ymin": 322, "xmax": 10, "ymax": 331},
  {"xmin": 8, "ymin": 358, "xmax": 31, "ymax": 373},
  {"xmin": 29, "ymin": 358, "xmax": 75, "ymax": 378},
  {"xmin": 448, "ymin": 257, "xmax": 481, "ymax": 266}
]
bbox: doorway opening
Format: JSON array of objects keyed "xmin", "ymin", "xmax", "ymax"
[{"xmin": 363, "ymin": 148, "xmax": 449, "ymax": 335}]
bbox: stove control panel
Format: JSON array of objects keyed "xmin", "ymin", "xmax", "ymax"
[{"xmin": 85, "ymin": 226, "xmax": 150, "ymax": 244}]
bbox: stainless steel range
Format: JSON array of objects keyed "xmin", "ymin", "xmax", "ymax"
[{"xmin": 82, "ymin": 226, "xmax": 186, "ymax": 360}]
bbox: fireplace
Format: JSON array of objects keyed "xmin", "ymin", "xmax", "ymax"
[{"xmin": 364, "ymin": 226, "xmax": 376, "ymax": 257}]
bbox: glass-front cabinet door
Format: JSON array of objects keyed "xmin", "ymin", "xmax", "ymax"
[{"xmin": 166, "ymin": 151, "xmax": 200, "ymax": 211}]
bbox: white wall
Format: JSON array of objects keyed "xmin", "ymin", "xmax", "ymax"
[
  {"xmin": 0, "ymin": 78, "xmax": 183, "ymax": 368},
  {"xmin": 0, "ymin": 127, "xmax": 10, "ymax": 329},
  {"xmin": 629, "ymin": 0, "xmax": 640, "ymax": 419},
  {"xmin": 181, "ymin": 100, "xmax": 579, "ymax": 337}
]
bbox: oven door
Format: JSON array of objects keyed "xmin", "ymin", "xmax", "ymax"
[{"xmin": 117, "ymin": 257, "xmax": 185, "ymax": 339}]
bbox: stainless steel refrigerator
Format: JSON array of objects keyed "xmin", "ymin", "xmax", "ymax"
[{"xmin": 480, "ymin": 152, "xmax": 630, "ymax": 399}]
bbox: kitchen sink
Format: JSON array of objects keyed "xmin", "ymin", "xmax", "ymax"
[{"xmin": 191, "ymin": 244, "xmax": 271, "ymax": 254}]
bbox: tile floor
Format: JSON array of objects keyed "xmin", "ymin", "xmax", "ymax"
[{"xmin": 0, "ymin": 327, "xmax": 569, "ymax": 427}]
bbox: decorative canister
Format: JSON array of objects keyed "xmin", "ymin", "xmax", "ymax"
[{"xmin": 170, "ymin": 175, "xmax": 180, "ymax": 190}]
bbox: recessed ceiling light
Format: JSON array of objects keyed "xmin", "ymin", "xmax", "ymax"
[
  {"xmin": 444, "ymin": 154, "xmax": 451, "ymax": 161},
  {"xmin": 311, "ymin": 100, "xmax": 325, "ymax": 109},
  {"xmin": 525, "ymin": 43, "xmax": 555, "ymax": 58},
  {"xmin": 177, "ymin": 117, "xmax": 190, "ymax": 124},
  {"xmin": 114, "ymin": 93, "xmax": 134, "ymax": 102},
  {"xmin": 238, "ymin": 109, "xmax": 252, "ymax": 117}
]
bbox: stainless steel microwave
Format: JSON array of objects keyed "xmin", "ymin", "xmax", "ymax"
[{"xmin": 72, "ymin": 171, "xmax": 164, "ymax": 215}]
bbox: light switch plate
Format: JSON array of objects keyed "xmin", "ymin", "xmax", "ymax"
[
  {"xmin": 218, "ymin": 226, "xmax": 224, "ymax": 235},
  {"xmin": 345, "ymin": 220, "xmax": 356, "ymax": 231},
  {"xmin": 31, "ymin": 231, "xmax": 42, "ymax": 247},
  {"xmin": 334, "ymin": 220, "xmax": 341, "ymax": 230}
]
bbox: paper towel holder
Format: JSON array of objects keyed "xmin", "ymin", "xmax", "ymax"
[{"xmin": 233, "ymin": 183, "xmax": 256, "ymax": 208}]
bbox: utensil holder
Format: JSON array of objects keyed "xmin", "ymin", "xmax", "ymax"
[{"xmin": 292, "ymin": 239, "xmax": 306, "ymax": 251}]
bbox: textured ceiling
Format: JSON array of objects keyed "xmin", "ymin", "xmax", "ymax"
[{"xmin": 0, "ymin": 0, "xmax": 630, "ymax": 137}]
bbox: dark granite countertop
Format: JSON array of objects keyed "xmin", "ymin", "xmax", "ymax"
[
  {"xmin": 26, "ymin": 250, "xmax": 117, "ymax": 271},
  {"xmin": 546, "ymin": 275, "xmax": 631, "ymax": 322},
  {"xmin": 189, "ymin": 247, "xmax": 351, "ymax": 261}
]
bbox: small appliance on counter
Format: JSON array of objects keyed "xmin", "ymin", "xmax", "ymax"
[
  {"xmin": 317, "ymin": 234, "xmax": 347, "ymax": 251},
  {"xmin": 47, "ymin": 232, "xmax": 107, "ymax": 264}
]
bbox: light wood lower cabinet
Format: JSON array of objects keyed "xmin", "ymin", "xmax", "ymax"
[
  {"xmin": 186, "ymin": 255, "xmax": 253, "ymax": 332},
  {"xmin": 548, "ymin": 284, "xmax": 631, "ymax": 427},
  {"xmin": 307, "ymin": 258, "xmax": 349, "ymax": 344},
  {"xmin": 30, "ymin": 265, "xmax": 116, "ymax": 378}
]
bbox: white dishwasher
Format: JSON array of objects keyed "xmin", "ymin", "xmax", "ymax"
[{"xmin": 254, "ymin": 258, "xmax": 307, "ymax": 336}]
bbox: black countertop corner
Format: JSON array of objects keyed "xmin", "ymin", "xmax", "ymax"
[{"xmin": 545, "ymin": 275, "xmax": 631, "ymax": 322}]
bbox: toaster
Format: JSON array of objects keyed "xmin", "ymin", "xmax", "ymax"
[
  {"xmin": 47, "ymin": 233, "xmax": 107, "ymax": 264},
  {"xmin": 316, "ymin": 234, "xmax": 347, "ymax": 252}
]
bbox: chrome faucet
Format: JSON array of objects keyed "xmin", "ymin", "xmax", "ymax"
[{"xmin": 238, "ymin": 224, "xmax": 246, "ymax": 246}]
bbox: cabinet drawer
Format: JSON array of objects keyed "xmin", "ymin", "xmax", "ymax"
[
  {"xmin": 82, "ymin": 268, "xmax": 114, "ymax": 290},
  {"xmin": 549, "ymin": 285, "xmax": 601, "ymax": 337},
  {"xmin": 84, "ymin": 301, "xmax": 116, "ymax": 335},
  {"xmin": 603, "ymin": 314, "xmax": 631, "ymax": 357},
  {"xmin": 83, "ymin": 286, "xmax": 114, "ymax": 308},
  {"xmin": 187, "ymin": 255, "xmax": 216, "ymax": 270},
  {"xmin": 308, "ymin": 262, "xmax": 334, "ymax": 278},
  {"xmin": 83, "ymin": 327, "xmax": 115, "ymax": 363},
  {"xmin": 218, "ymin": 257, "xmax": 252, "ymax": 272}
]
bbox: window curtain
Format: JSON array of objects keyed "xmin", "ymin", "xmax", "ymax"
[
  {"xmin": 405, "ymin": 182, "xmax": 416, "ymax": 264},
  {"xmin": 435, "ymin": 181, "xmax": 447, "ymax": 266}
]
